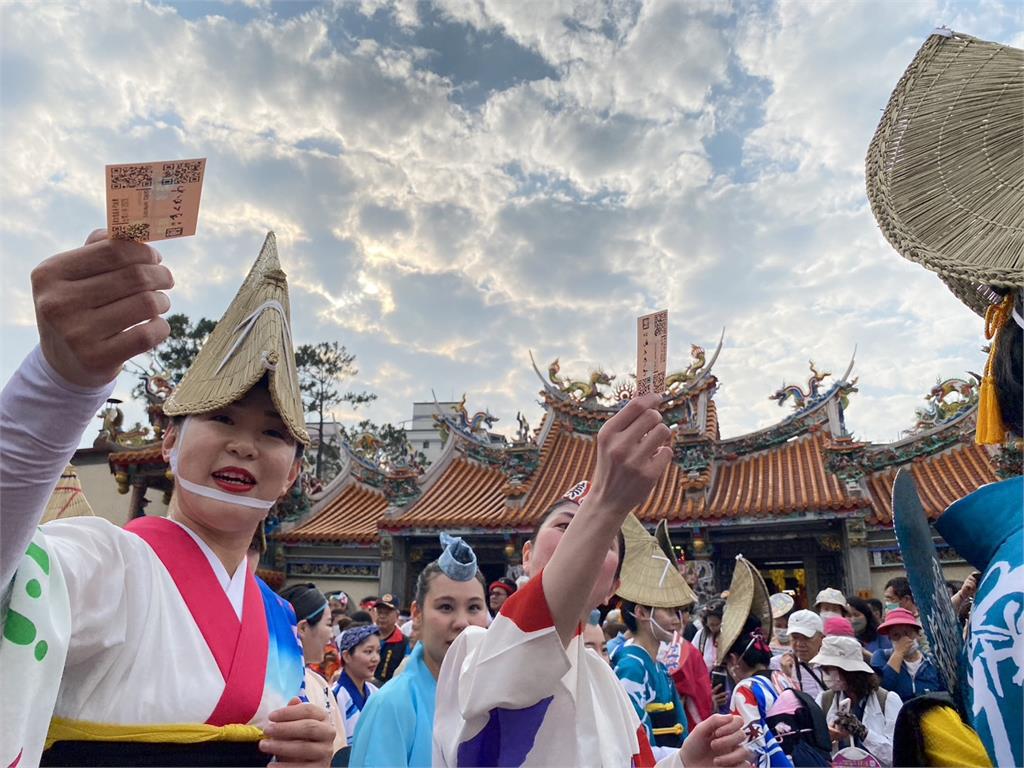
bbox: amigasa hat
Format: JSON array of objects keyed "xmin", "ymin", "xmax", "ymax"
[
  {"xmin": 616, "ymin": 514, "xmax": 697, "ymax": 610},
  {"xmin": 41, "ymin": 465, "xmax": 95, "ymax": 523},
  {"xmin": 866, "ymin": 30, "xmax": 1023, "ymax": 318},
  {"xmin": 163, "ymin": 232, "xmax": 309, "ymax": 445},
  {"xmin": 717, "ymin": 555, "xmax": 773, "ymax": 666}
]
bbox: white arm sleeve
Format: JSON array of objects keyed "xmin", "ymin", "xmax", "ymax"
[{"xmin": 0, "ymin": 347, "xmax": 114, "ymax": 587}]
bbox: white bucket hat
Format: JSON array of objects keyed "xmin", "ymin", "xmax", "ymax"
[
  {"xmin": 787, "ymin": 609, "xmax": 824, "ymax": 638},
  {"xmin": 814, "ymin": 588, "xmax": 849, "ymax": 613},
  {"xmin": 810, "ymin": 636, "xmax": 874, "ymax": 674}
]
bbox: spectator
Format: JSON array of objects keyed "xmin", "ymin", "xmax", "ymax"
[
  {"xmin": 870, "ymin": 609, "xmax": 945, "ymax": 702},
  {"xmin": 334, "ymin": 625, "xmax": 381, "ymax": 743},
  {"xmin": 693, "ymin": 598, "xmax": 725, "ymax": 672},
  {"xmin": 582, "ymin": 620, "xmax": 610, "ymax": 664},
  {"xmin": 487, "ymin": 576, "xmax": 516, "ymax": 614},
  {"xmin": 769, "ymin": 592, "xmax": 795, "ymax": 652},
  {"xmin": 823, "ymin": 616, "xmax": 855, "ymax": 638},
  {"xmin": 772, "ymin": 610, "xmax": 827, "ymax": 700},
  {"xmin": 883, "ymin": 577, "xmax": 916, "ymax": 617},
  {"xmin": 349, "ymin": 610, "xmax": 373, "ymax": 626},
  {"xmin": 371, "ymin": 593, "xmax": 408, "ymax": 685},
  {"xmin": 865, "ymin": 598, "xmax": 885, "ymax": 626},
  {"xmin": 846, "ymin": 596, "xmax": 890, "ymax": 655},
  {"xmin": 812, "ymin": 636, "xmax": 902, "ymax": 766},
  {"xmin": 813, "ymin": 587, "xmax": 849, "ymax": 619}
]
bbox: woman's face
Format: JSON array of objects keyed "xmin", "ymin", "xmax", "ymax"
[
  {"xmin": 821, "ymin": 666, "xmax": 848, "ymax": 692},
  {"xmin": 523, "ymin": 503, "xmax": 620, "ymax": 611},
  {"xmin": 342, "ymin": 635, "xmax": 381, "ymax": 682},
  {"xmin": 413, "ymin": 572, "xmax": 488, "ymax": 675},
  {"xmin": 705, "ymin": 614, "xmax": 722, "ymax": 636},
  {"xmin": 847, "ymin": 606, "xmax": 867, "ymax": 634},
  {"xmin": 162, "ymin": 387, "xmax": 300, "ymax": 539},
  {"xmin": 298, "ymin": 614, "xmax": 333, "ymax": 665}
]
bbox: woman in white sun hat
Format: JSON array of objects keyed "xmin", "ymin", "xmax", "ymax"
[
  {"xmin": 812, "ymin": 636, "xmax": 902, "ymax": 766},
  {"xmin": 813, "ymin": 588, "xmax": 848, "ymax": 620}
]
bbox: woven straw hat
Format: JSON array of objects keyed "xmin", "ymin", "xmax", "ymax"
[
  {"xmin": 866, "ymin": 30, "xmax": 1023, "ymax": 317},
  {"xmin": 616, "ymin": 514, "xmax": 697, "ymax": 609},
  {"xmin": 164, "ymin": 232, "xmax": 309, "ymax": 445},
  {"xmin": 41, "ymin": 465, "xmax": 95, "ymax": 523},
  {"xmin": 716, "ymin": 555, "xmax": 773, "ymax": 666}
]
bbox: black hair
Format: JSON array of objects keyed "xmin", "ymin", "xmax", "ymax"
[
  {"xmin": 866, "ymin": 598, "xmax": 884, "ymax": 619},
  {"xmin": 834, "ymin": 668, "xmax": 881, "ymax": 703},
  {"xmin": 280, "ymin": 583, "xmax": 327, "ymax": 626},
  {"xmin": 620, "ymin": 600, "xmax": 639, "ymax": 633},
  {"xmin": 725, "ymin": 616, "xmax": 772, "ymax": 668},
  {"xmin": 529, "ymin": 501, "xmax": 626, "ymax": 582},
  {"xmin": 885, "ymin": 576, "xmax": 913, "ymax": 601},
  {"xmin": 701, "ymin": 598, "xmax": 725, "ymax": 621},
  {"xmin": 414, "ymin": 560, "xmax": 486, "ymax": 609},
  {"xmin": 994, "ymin": 299, "xmax": 1023, "ymax": 437},
  {"xmin": 349, "ymin": 610, "xmax": 373, "ymax": 624},
  {"xmin": 846, "ymin": 596, "xmax": 881, "ymax": 643}
]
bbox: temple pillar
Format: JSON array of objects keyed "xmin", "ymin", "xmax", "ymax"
[
  {"xmin": 128, "ymin": 481, "xmax": 148, "ymax": 520},
  {"xmin": 377, "ymin": 533, "xmax": 408, "ymax": 599},
  {"xmin": 842, "ymin": 516, "xmax": 873, "ymax": 597}
]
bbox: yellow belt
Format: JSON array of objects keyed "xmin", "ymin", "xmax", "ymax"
[
  {"xmin": 46, "ymin": 717, "xmax": 263, "ymax": 749},
  {"xmin": 652, "ymin": 723, "xmax": 685, "ymax": 737},
  {"xmin": 646, "ymin": 701, "xmax": 675, "ymax": 713}
]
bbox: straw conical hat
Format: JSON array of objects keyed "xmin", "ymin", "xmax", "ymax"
[
  {"xmin": 41, "ymin": 465, "xmax": 95, "ymax": 523},
  {"xmin": 164, "ymin": 232, "xmax": 309, "ymax": 445},
  {"xmin": 716, "ymin": 555, "xmax": 773, "ymax": 666},
  {"xmin": 866, "ymin": 30, "xmax": 1023, "ymax": 317},
  {"xmin": 616, "ymin": 514, "xmax": 697, "ymax": 609}
]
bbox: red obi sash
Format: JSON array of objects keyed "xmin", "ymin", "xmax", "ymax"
[{"xmin": 125, "ymin": 516, "xmax": 269, "ymax": 726}]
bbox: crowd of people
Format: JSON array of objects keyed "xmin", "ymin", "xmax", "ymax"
[{"xmin": 0, "ymin": 27, "xmax": 1020, "ymax": 768}]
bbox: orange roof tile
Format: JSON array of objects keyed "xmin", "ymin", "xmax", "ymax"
[
  {"xmin": 507, "ymin": 423, "xmax": 709, "ymax": 528},
  {"xmin": 385, "ymin": 456, "xmax": 508, "ymax": 530},
  {"xmin": 865, "ymin": 443, "xmax": 997, "ymax": 525},
  {"xmin": 706, "ymin": 432, "xmax": 861, "ymax": 518},
  {"xmin": 109, "ymin": 445, "xmax": 165, "ymax": 466},
  {"xmin": 277, "ymin": 482, "xmax": 387, "ymax": 544}
]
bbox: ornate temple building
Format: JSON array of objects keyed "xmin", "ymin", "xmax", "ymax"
[{"xmin": 272, "ymin": 341, "xmax": 1017, "ymax": 608}]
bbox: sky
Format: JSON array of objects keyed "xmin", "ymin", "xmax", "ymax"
[{"xmin": 2, "ymin": 0, "xmax": 1022, "ymax": 449}]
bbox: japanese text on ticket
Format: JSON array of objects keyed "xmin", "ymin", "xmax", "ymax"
[
  {"xmin": 636, "ymin": 309, "xmax": 668, "ymax": 396},
  {"xmin": 106, "ymin": 158, "xmax": 206, "ymax": 242}
]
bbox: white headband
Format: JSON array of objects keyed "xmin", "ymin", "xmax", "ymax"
[{"xmin": 169, "ymin": 417, "xmax": 278, "ymax": 511}]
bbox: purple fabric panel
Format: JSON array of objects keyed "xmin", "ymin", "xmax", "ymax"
[{"xmin": 456, "ymin": 696, "xmax": 554, "ymax": 767}]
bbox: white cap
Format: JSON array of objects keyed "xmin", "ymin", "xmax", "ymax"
[
  {"xmin": 788, "ymin": 609, "xmax": 824, "ymax": 638},
  {"xmin": 814, "ymin": 587, "xmax": 849, "ymax": 613}
]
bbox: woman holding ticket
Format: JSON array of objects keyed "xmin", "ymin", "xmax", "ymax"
[
  {"xmin": 432, "ymin": 393, "xmax": 752, "ymax": 767},
  {"xmin": 0, "ymin": 230, "xmax": 336, "ymax": 766}
]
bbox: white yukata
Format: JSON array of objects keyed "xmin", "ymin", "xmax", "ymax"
[
  {"xmin": 0, "ymin": 347, "xmax": 305, "ymax": 766},
  {"xmin": 434, "ymin": 570, "xmax": 684, "ymax": 767}
]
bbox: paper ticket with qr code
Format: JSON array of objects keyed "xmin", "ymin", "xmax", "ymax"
[
  {"xmin": 105, "ymin": 158, "xmax": 206, "ymax": 242},
  {"xmin": 636, "ymin": 309, "xmax": 668, "ymax": 396}
]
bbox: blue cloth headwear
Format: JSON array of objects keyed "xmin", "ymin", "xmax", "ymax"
[
  {"xmin": 338, "ymin": 624, "xmax": 380, "ymax": 654},
  {"xmin": 437, "ymin": 532, "xmax": 478, "ymax": 582}
]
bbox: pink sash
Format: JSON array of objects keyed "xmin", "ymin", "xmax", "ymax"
[{"xmin": 125, "ymin": 516, "xmax": 269, "ymax": 726}]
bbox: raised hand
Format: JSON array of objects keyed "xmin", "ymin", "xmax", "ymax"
[
  {"xmin": 260, "ymin": 697, "xmax": 336, "ymax": 767},
  {"xmin": 31, "ymin": 229, "xmax": 173, "ymax": 388}
]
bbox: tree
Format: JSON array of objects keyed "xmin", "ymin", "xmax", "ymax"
[
  {"xmin": 342, "ymin": 419, "xmax": 429, "ymax": 470},
  {"xmin": 131, "ymin": 313, "xmax": 216, "ymax": 399},
  {"xmin": 295, "ymin": 341, "xmax": 376, "ymax": 480}
]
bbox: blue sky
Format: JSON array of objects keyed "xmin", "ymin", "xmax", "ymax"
[{"xmin": 2, "ymin": 0, "xmax": 1021, "ymax": 446}]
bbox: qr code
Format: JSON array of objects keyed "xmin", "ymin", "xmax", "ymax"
[
  {"xmin": 112, "ymin": 223, "xmax": 150, "ymax": 241},
  {"xmin": 160, "ymin": 160, "xmax": 203, "ymax": 185},
  {"xmin": 109, "ymin": 164, "xmax": 153, "ymax": 190},
  {"xmin": 654, "ymin": 312, "xmax": 666, "ymax": 337},
  {"xmin": 165, "ymin": 226, "xmax": 183, "ymax": 237}
]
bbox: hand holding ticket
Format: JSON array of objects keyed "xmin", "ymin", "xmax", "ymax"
[
  {"xmin": 636, "ymin": 309, "xmax": 668, "ymax": 396},
  {"xmin": 106, "ymin": 158, "xmax": 206, "ymax": 242}
]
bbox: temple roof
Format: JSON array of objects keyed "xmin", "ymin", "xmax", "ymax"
[{"xmin": 864, "ymin": 442, "xmax": 997, "ymax": 525}]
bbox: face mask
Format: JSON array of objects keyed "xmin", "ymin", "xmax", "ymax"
[
  {"xmin": 884, "ymin": 602, "xmax": 900, "ymax": 614},
  {"xmin": 776, "ymin": 629, "xmax": 790, "ymax": 643},
  {"xmin": 819, "ymin": 610, "xmax": 842, "ymax": 621},
  {"xmin": 851, "ymin": 617, "xmax": 867, "ymax": 633}
]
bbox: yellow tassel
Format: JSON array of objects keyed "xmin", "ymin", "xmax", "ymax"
[{"xmin": 976, "ymin": 295, "xmax": 1013, "ymax": 446}]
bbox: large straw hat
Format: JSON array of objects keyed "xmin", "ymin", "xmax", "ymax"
[
  {"xmin": 41, "ymin": 465, "xmax": 95, "ymax": 523},
  {"xmin": 616, "ymin": 514, "xmax": 697, "ymax": 609},
  {"xmin": 164, "ymin": 232, "xmax": 309, "ymax": 445},
  {"xmin": 716, "ymin": 555, "xmax": 773, "ymax": 666},
  {"xmin": 866, "ymin": 30, "xmax": 1023, "ymax": 317}
]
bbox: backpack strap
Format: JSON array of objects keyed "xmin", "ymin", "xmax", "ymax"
[
  {"xmin": 875, "ymin": 688, "xmax": 888, "ymax": 712},
  {"xmin": 821, "ymin": 689, "xmax": 836, "ymax": 716}
]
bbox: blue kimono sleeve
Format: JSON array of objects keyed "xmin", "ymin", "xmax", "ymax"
[
  {"xmin": 613, "ymin": 653, "xmax": 653, "ymax": 740},
  {"xmin": 349, "ymin": 683, "xmax": 417, "ymax": 767}
]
